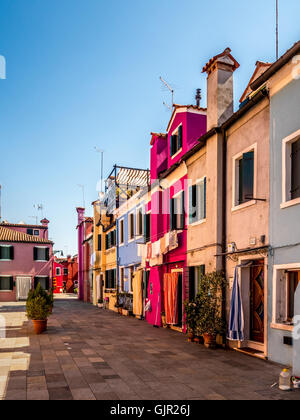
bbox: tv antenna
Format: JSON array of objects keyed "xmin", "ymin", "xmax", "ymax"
[
  {"xmin": 160, "ymin": 76, "xmax": 174, "ymax": 107},
  {"xmin": 163, "ymin": 102, "xmax": 172, "ymax": 111},
  {"xmin": 34, "ymin": 204, "xmax": 44, "ymax": 220},
  {"xmin": 276, "ymin": 0, "xmax": 279, "ymax": 60},
  {"xmin": 94, "ymin": 147, "xmax": 105, "ymax": 193},
  {"xmin": 28, "ymin": 215, "xmax": 38, "ymax": 225},
  {"xmin": 195, "ymin": 89, "xmax": 202, "ymax": 107},
  {"xmin": 77, "ymin": 184, "xmax": 85, "ymax": 208}
]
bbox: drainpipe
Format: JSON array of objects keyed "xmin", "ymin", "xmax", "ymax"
[{"xmin": 221, "ymin": 127, "xmax": 227, "ymax": 347}]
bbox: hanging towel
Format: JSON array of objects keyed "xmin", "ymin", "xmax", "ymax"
[
  {"xmin": 227, "ymin": 265, "xmax": 247, "ymax": 341},
  {"xmin": 169, "ymin": 231, "xmax": 178, "ymax": 251},
  {"xmin": 133, "ymin": 270, "xmax": 143, "ymax": 317},
  {"xmin": 163, "ymin": 273, "xmax": 179, "ymax": 325}
]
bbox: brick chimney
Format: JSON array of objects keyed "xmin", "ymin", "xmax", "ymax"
[{"xmin": 202, "ymin": 48, "xmax": 240, "ymax": 131}]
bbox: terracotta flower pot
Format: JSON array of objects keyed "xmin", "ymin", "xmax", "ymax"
[
  {"xmin": 203, "ymin": 333, "xmax": 216, "ymax": 349},
  {"xmin": 32, "ymin": 319, "xmax": 48, "ymax": 335}
]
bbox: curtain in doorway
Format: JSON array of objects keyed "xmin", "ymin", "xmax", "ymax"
[
  {"xmin": 228, "ymin": 265, "xmax": 245, "ymax": 341},
  {"xmin": 133, "ymin": 270, "xmax": 143, "ymax": 317},
  {"xmin": 163, "ymin": 273, "xmax": 179, "ymax": 325}
]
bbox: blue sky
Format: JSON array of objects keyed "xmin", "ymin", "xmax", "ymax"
[{"xmin": 0, "ymin": 0, "xmax": 299, "ymax": 255}]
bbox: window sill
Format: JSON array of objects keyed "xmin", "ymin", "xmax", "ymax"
[
  {"xmin": 280, "ymin": 197, "xmax": 300, "ymax": 209},
  {"xmin": 189, "ymin": 219, "xmax": 206, "ymax": 227},
  {"xmin": 270, "ymin": 322, "xmax": 294, "ymax": 332},
  {"xmin": 232, "ymin": 200, "xmax": 256, "ymax": 213},
  {"xmin": 0, "ymin": 290, "xmax": 13, "ymax": 293},
  {"xmin": 128, "ymin": 239, "xmax": 135, "ymax": 244},
  {"xmin": 0, "ymin": 259, "xmax": 13, "ymax": 262},
  {"xmin": 171, "ymin": 148, "xmax": 182, "ymax": 160},
  {"xmin": 35, "ymin": 260, "xmax": 48, "ymax": 263}
]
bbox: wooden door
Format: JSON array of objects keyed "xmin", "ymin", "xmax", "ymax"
[{"xmin": 250, "ymin": 260, "xmax": 265, "ymax": 343}]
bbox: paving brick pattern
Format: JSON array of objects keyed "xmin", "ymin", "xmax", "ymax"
[{"xmin": 0, "ymin": 295, "xmax": 299, "ymax": 400}]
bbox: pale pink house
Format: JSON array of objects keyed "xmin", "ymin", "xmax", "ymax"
[{"xmin": 0, "ymin": 220, "xmax": 53, "ymax": 302}]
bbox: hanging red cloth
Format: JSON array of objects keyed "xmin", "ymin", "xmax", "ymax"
[{"xmin": 163, "ymin": 273, "xmax": 179, "ymax": 325}]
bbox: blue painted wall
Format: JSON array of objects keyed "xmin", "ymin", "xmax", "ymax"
[
  {"xmin": 268, "ymin": 77, "xmax": 300, "ymax": 365},
  {"xmin": 117, "ymin": 202, "xmax": 144, "ymax": 293}
]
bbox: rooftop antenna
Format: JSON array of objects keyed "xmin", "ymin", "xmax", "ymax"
[
  {"xmin": 276, "ymin": 0, "xmax": 279, "ymax": 60},
  {"xmin": 0, "ymin": 184, "xmax": 2, "ymax": 222},
  {"xmin": 28, "ymin": 215, "xmax": 38, "ymax": 225},
  {"xmin": 160, "ymin": 76, "xmax": 174, "ymax": 107},
  {"xmin": 77, "ymin": 184, "xmax": 85, "ymax": 208},
  {"xmin": 163, "ymin": 101, "xmax": 172, "ymax": 111},
  {"xmin": 34, "ymin": 204, "xmax": 44, "ymax": 220},
  {"xmin": 94, "ymin": 147, "xmax": 105, "ymax": 193},
  {"xmin": 195, "ymin": 89, "xmax": 202, "ymax": 107}
]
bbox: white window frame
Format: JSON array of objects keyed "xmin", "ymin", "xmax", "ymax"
[
  {"xmin": 271, "ymin": 263, "xmax": 300, "ymax": 332},
  {"xmin": 170, "ymin": 124, "xmax": 183, "ymax": 159},
  {"xmin": 232, "ymin": 143, "xmax": 257, "ymax": 212},
  {"xmin": 119, "ymin": 218, "xmax": 125, "ymax": 247},
  {"xmin": 0, "ymin": 245, "xmax": 13, "ymax": 261},
  {"xmin": 34, "ymin": 246, "xmax": 49, "ymax": 262},
  {"xmin": 136, "ymin": 206, "xmax": 144, "ymax": 239},
  {"xmin": 188, "ymin": 176, "xmax": 207, "ymax": 227},
  {"xmin": 33, "ymin": 230, "xmax": 40, "ymax": 236},
  {"xmin": 55, "ymin": 267, "xmax": 61, "ymax": 276},
  {"xmin": 0, "ymin": 275, "xmax": 14, "ymax": 292},
  {"xmin": 128, "ymin": 265, "xmax": 135, "ymax": 293},
  {"xmin": 281, "ymin": 129, "xmax": 300, "ymax": 209},
  {"xmin": 128, "ymin": 212, "xmax": 135, "ymax": 243}
]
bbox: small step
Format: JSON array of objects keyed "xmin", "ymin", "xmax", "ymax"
[{"xmin": 234, "ymin": 347, "xmax": 267, "ymax": 360}]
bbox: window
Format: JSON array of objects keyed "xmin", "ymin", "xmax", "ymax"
[
  {"xmin": 170, "ymin": 191, "xmax": 185, "ymax": 231},
  {"xmin": 0, "ymin": 245, "xmax": 14, "ymax": 261},
  {"xmin": 34, "ymin": 230, "xmax": 39, "ymax": 236},
  {"xmin": 129, "ymin": 266, "xmax": 135, "ymax": 293},
  {"xmin": 34, "ymin": 276, "xmax": 49, "ymax": 290},
  {"xmin": 27, "ymin": 228, "xmax": 33, "ymax": 235},
  {"xmin": 235, "ymin": 151, "xmax": 254, "ymax": 205},
  {"xmin": 291, "ymin": 139, "xmax": 300, "ymax": 200},
  {"xmin": 105, "ymin": 231, "xmax": 116, "ymax": 250},
  {"xmin": 97, "ymin": 234, "xmax": 102, "ymax": 251},
  {"xmin": 287, "ymin": 271, "xmax": 300, "ymax": 321},
  {"xmin": 170, "ymin": 125, "xmax": 183, "ymax": 157},
  {"xmin": 55, "ymin": 267, "xmax": 61, "ymax": 276},
  {"xmin": 136, "ymin": 208, "xmax": 143, "ymax": 237},
  {"xmin": 144, "ymin": 270, "xmax": 150, "ymax": 299},
  {"xmin": 144, "ymin": 213, "xmax": 151, "ymax": 243},
  {"xmin": 119, "ymin": 219, "xmax": 124, "ymax": 245},
  {"xmin": 33, "ymin": 247, "xmax": 50, "ymax": 261},
  {"xmin": 0, "ymin": 276, "xmax": 13, "ymax": 291},
  {"xmin": 63, "ymin": 268, "xmax": 68, "ymax": 276},
  {"xmin": 189, "ymin": 178, "xmax": 206, "ymax": 224},
  {"xmin": 272, "ymin": 265, "xmax": 300, "ymax": 327},
  {"xmin": 129, "ymin": 213, "xmax": 135, "ymax": 241},
  {"xmin": 282, "ymin": 132, "xmax": 300, "ymax": 207},
  {"xmin": 105, "ymin": 269, "xmax": 116, "ymax": 290},
  {"xmin": 120, "ymin": 267, "xmax": 125, "ymax": 291},
  {"xmin": 189, "ymin": 265, "xmax": 205, "ymax": 301}
]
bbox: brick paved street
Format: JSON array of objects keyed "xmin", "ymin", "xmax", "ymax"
[{"xmin": 0, "ymin": 295, "xmax": 299, "ymax": 400}]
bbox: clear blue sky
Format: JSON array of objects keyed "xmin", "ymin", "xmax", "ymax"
[{"xmin": 0, "ymin": 0, "xmax": 299, "ymax": 255}]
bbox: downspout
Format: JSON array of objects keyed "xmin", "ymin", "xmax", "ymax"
[{"xmin": 221, "ymin": 127, "xmax": 227, "ymax": 347}]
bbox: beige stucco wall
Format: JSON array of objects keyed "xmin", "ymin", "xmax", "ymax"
[{"xmin": 186, "ymin": 132, "xmax": 223, "ymax": 272}]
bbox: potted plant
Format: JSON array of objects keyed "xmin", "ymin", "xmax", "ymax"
[
  {"xmin": 97, "ymin": 298, "xmax": 104, "ymax": 308},
  {"xmin": 184, "ymin": 301, "xmax": 198, "ymax": 342},
  {"xmin": 26, "ymin": 297, "xmax": 51, "ymax": 335},
  {"xmin": 195, "ymin": 271, "xmax": 227, "ymax": 348}
]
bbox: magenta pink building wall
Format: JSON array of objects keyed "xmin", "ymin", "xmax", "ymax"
[
  {"xmin": 0, "ymin": 242, "xmax": 52, "ymax": 302},
  {"xmin": 146, "ymin": 109, "xmax": 207, "ymax": 328}
]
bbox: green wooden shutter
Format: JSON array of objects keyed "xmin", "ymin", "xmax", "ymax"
[
  {"xmin": 189, "ymin": 267, "xmax": 195, "ymax": 301},
  {"xmin": 200, "ymin": 178, "xmax": 207, "ymax": 220},
  {"xmin": 98, "ymin": 234, "xmax": 102, "ymax": 251},
  {"xmin": 242, "ymin": 151, "xmax": 254, "ymax": 202},
  {"xmin": 10, "ymin": 277, "xmax": 14, "ymax": 291},
  {"xmin": 180, "ymin": 191, "xmax": 185, "ymax": 229},
  {"xmin": 33, "ymin": 247, "xmax": 38, "ymax": 261},
  {"xmin": 45, "ymin": 277, "xmax": 50, "ymax": 290},
  {"xmin": 178, "ymin": 125, "xmax": 183, "ymax": 150},
  {"xmin": 10, "ymin": 246, "xmax": 14, "ymax": 260},
  {"xmin": 291, "ymin": 139, "xmax": 300, "ymax": 200},
  {"xmin": 45, "ymin": 248, "xmax": 50, "ymax": 261}
]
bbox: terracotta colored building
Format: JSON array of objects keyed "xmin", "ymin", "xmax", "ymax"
[{"xmin": 76, "ymin": 208, "xmax": 93, "ymax": 303}]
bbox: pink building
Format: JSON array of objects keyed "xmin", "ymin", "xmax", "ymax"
[
  {"xmin": 0, "ymin": 220, "xmax": 53, "ymax": 302},
  {"xmin": 146, "ymin": 105, "xmax": 207, "ymax": 330}
]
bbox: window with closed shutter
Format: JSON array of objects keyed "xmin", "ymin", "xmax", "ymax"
[
  {"xmin": 98, "ymin": 234, "xmax": 102, "ymax": 251},
  {"xmin": 291, "ymin": 139, "xmax": 300, "ymax": 200},
  {"xmin": 33, "ymin": 247, "xmax": 49, "ymax": 261},
  {"xmin": 238, "ymin": 151, "xmax": 254, "ymax": 205},
  {"xmin": 34, "ymin": 276, "xmax": 49, "ymax": 290},
  {"xmin": 0, "ymin": 276, "xmax": 14, "ymax": 291},
  {"xmin": 144, "ymin": 213, "xmax": 151, "ymax": 243},
  {"xmin": 0, "ymin": 245, "xmax": 14, "ymax": 260},
  {"xmin": 120, "ymin": 220, "xmax": 124, "ymax": 244},
  {"xmin": 129, "ymin": 213, "xmax": 134, "ymax": 240}
]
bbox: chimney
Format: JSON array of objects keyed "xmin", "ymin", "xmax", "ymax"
[
  {"xmin": 40, "ymin": 218, "xmax": 49, "ymax": 228},
  {"xmin": 202, "ymin": 48, "xmax": 240, "ymax": 131},
  {"xmin": 76, "ymin": 207, "xmax": 85, "ymax": 226}
]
